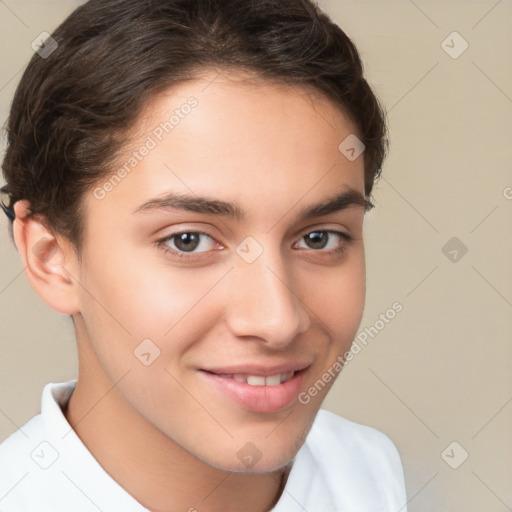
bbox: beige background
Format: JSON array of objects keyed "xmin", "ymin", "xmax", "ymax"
[{"xmin": 1, "ymin": 1, "xmax": 511, "ymax": 510}]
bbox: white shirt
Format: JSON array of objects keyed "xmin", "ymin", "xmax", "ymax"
[{"xmin": 0, "ymin": 381, "xmax": 407, "ymax": 511}]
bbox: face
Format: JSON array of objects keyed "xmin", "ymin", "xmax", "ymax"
[{"xmin": 75, "ymin": 69, "xmax": 367, "ymax": 473}]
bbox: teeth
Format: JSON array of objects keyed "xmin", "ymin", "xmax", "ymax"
[
  {"xmin": 246, "ymin": 376, "xmax": 266, "ymax": 386},
  {"xmin": 265, "ymin": 375, "xmax": 281, "ymax": 386},
  {"xmin": 280, "ymin": 371, "xmax": 294, "ymax": 383},
  {"xmin": 233, "ymin": 372, "xmax": 295, "ymax": 386}
]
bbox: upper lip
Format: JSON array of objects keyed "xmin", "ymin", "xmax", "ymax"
[{"xmin": 200, "ymin": 361, "xmax": 312, "ymax": 377}]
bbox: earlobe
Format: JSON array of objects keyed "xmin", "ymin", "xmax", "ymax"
[{"xmin": 12, "ymin": 200, "xmax": 80, "ymax": 315}]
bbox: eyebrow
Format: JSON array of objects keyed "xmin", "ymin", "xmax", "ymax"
[{"xmin": 132, "ymin": 187, "xmax": 373, "ymax": 220}]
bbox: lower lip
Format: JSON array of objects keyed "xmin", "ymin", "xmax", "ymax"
[{"xmin": 199, "ymin": 369, "xmax": 308, "ymax": 413}]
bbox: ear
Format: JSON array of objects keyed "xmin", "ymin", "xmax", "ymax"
[{"xmin": 12, "ymin": 200, "xmax": 80, "ymax": 315}]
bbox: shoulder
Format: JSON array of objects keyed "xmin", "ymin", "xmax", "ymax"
[
  {"xmin": 305, "ymin": 409, "xmax": 407, "ymax": 508},
  {"xmin": 0, "ymin": 381, "xmax": 76, "ymax": 511},
  {"xmin": 310, "ymin": 408, "xmax": 402, "ymax": 459},
  {"xmin": 0, "ymin": 381, "xmax": 149, "ymax": 512},
  {"xmin": 0, "ymin": 413, "xmax": 47, "ymax": 509},
  {"xmin": 0, "ymin": 411, "xmax": 46, "ymax": 468}
]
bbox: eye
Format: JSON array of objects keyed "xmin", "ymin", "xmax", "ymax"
[
  {"xmin": 158, "ymin": 231, "xmax": 217, "ymax": 257},
  {"xmin": 156, "ymin": 228, "xmax": 354, "ymax": 262},
  {"xmin": 295, "ymin": 230, "xmax": 353, "ymax": 252}
]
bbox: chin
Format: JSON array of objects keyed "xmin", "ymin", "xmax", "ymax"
[{"xmin": 196, "ymin": 439, "xmax": 300, "ymax": 474}]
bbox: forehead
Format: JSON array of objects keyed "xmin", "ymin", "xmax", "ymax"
[{"xmin": 85, "ymin": 68, "xmax": 365, "ymax": 228}]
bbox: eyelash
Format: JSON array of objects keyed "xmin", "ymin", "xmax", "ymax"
[{"xmin": 156, "ymin": 229, "xmax": 354, "ymax": 261}]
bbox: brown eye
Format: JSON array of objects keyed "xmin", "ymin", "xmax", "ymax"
[
  {"xmin": 161, "ymin": 231, "xmax": 216, "ymax": 254},
  {"xmin": 174, "ymin": 232, "xmax": 201, "ymax": 252},
  {"xmin": 303, "ymin": 231, "xmax": 329, "ymax": 249},
  {"xmin": 297, "ymin": 230, "xmax": 351, "ymax": 251}
]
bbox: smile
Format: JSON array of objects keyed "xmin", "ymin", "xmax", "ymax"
[
  {"xmin": 219, "ymin": 372, "xmax": 295, "ymax": 386},
  {"xmin": 198, "ymin": 364, "xmax": 311, "ymax": 413}
]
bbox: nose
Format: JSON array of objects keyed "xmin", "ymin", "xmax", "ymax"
[{"xmin": 225, "ymin": 247, "xmax": 311, "ymax": 349}]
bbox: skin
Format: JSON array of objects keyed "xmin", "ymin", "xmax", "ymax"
[{"xmin": 13, "ymin": 68, "xmax": 367, "ymax": 512}]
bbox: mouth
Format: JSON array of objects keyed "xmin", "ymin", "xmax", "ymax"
[
  {"xmin": 198, "ymin": 363, "xmax": 311, "ymax": 413},
  {"xmin": 212, "ymin": 371, "xmax": 295, "ymax": 386}
]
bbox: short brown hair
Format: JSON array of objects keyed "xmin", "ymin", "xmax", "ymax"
[{"xmin": 1, "ymin": 0, "xmax": 387, "ymax": 255}]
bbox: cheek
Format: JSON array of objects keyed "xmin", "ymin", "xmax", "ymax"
[
  {"xmin": 293, "ymin": 252, "xmax": 365, "ymax": 410},
  {"xmin": 77, "ymin": 243, "xmax": 226, "ymax": 366},
  {"xmin": 76, "ymin": 250, "xmax": 226, "ymax": 424},
  {"xmin": 302, "ymin": 250, "xmax": 365, "ymax": 344}
]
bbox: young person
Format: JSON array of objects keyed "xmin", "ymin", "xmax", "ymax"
[{"xmin": 0, "ymin": 0, "xmax": 407, "ymax": 510}]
